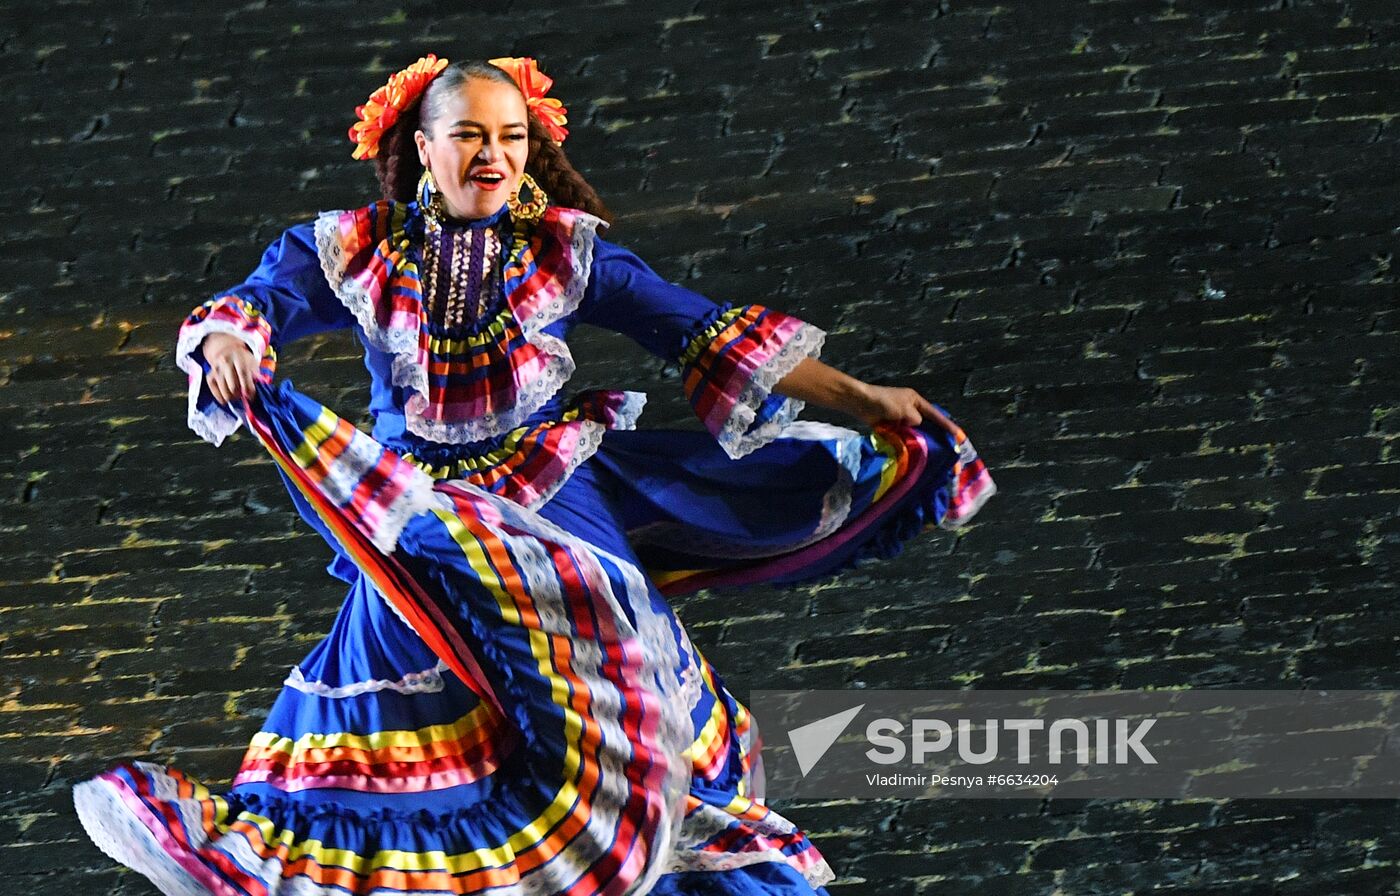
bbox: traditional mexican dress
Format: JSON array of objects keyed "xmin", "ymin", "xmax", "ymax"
[{"xmin": 73, "ymin": 197, "xmax": 996, "ymax": 896}]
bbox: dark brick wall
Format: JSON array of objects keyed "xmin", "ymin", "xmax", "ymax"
[{"xmin": 2, "ymin": 0, "xmax": 1399, "ymax": 893}]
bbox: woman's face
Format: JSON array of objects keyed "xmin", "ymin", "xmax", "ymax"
[{"xmin": 415, "ymin": 77, "xmax": 530, "ymax": 221}]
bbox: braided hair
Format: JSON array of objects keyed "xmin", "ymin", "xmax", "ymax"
[{"xmin": 372, "ymin": 60, "xmax": 613, "ymax": 223}]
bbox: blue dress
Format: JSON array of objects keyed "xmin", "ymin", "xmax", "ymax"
[{"xmin": 72, "ymin": 198, "xmax": 996, "ymax": 896}]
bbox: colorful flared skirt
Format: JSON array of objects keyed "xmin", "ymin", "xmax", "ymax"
[{"xmin": 73, "ymin": 378, "xmax": 995, "ymax": 895}]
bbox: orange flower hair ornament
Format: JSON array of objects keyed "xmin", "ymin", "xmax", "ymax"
[
  {"xmin": 488, "ymin": 56, "xmax": 570, "ymax": 144},
  {"xmin": 348, "ymin": 54, "xmax": 450, "ymax": 160}
]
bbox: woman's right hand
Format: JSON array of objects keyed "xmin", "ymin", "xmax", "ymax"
[{"xmin": 201, "ymin": 332, "xmax": 261, "ymax": 406}]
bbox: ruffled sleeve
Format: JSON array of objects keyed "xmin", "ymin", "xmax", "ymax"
[
  {"xmin": 175, "ymin": 222, "xmax": 356, "ymax": 447},
  {"xmin": 576, "ymin": 237, "xmax": 826, "ymax": 459}
]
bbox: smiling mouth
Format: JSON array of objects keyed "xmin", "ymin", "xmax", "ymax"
[{"xmin": 469, "ymin": 172, "xmax": 506, "ymax": 187}]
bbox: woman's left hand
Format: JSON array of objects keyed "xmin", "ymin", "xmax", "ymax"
[
  {"xmin": 773, "ymin": 358, "xmax": 952, "ymax": 431},
  {"xmin": 850, "ymin": 382, "xmax": 951, "ymax": 431}
]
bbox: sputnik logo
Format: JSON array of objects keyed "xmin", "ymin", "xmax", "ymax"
[{"xmin": 787, "ymin": 704, "xmax": 864, "ymax": 776}]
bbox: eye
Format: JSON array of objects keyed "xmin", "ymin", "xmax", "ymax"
[
  {"xmin": 452, "ymin": 131, "xmax": 481, "ymax": 140},
  {"xmin": 506, "ymin": 133, "xmax": 526, "ymax": 141}
]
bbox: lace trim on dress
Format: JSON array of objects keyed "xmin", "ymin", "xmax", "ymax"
[
  {"xmin": 73, "ymin": 769, "xmax": 214, "ymax": 896},
  {"xmin": 313, "ymin": 212, "xmax": 417, "ymax": 355},
  {"xmin": 667, "ymin": 800, "xmax": 837, "ymax": 886},
  {"xmin": 722, "ymin": 319, "xmax": 826, "ymax": 459},
  {"xmin": 272, "ymin": 397, "xmax": 438, "ymax": 556},
  {"xmin": 283, "ymin": 659, "xmax": 449, "ymax": 699},
  {"xmin": 680, "ymin": 305, "xmax": 828, "ymax": 462},
  {"xmin": 524, "ymin": 390, "xmax": 648, "ymax": 509},
  {"xmin": 174, "ymin": 295, "xmax": 276, "ymax": 447},
  {"xmin": 312, "ymin": 204, "xmax": 605, "ymax": 446},
  {"xmin": 341, "ymin": 429, "xmax": 438, "ymax": 557},
  {"xmin": 400, "ymin": 389, "xmax": 648, "ymax": 510}
]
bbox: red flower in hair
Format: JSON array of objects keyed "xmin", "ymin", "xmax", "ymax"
[
  {"xmin": 348, "ymin": 54, "xmax": 450, "ymax": 160},
  {"xmin": 488, "ymin": 56, "xmax": 570, "ymax": 143}
]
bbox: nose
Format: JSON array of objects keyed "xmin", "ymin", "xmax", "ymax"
[{"xmin": 477, "ymin": 135, "xmax": 504, "ymax": 163}]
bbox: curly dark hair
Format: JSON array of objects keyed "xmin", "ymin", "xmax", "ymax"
[{"xmin": 371, "ymin": 60, "xmax": 613, "ymax": 223}]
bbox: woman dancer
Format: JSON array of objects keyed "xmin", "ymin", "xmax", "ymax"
[{"xmin": 73, "ymin": 54, "xmax": 995, "ymax": 895}]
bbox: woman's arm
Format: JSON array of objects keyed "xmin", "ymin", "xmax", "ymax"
[
  {"xmin": 774, "ymin": 357, "xmax": 951, "ymax": 430},
  {"xmin": 575, "ymin": 234, "xmax": 950, "ymax": 447},
  {"xmin": 176, "ymin": 221, "xmax": 356, "ymax": 446}
]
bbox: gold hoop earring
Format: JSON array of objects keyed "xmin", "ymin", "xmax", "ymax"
[
  {"xmin": 507, "ymin": 172, "xmax": 548, "ymax": 225},
  {"xmin": 417, "ymin": 168, "xmax": 448, "ymax": 223}
]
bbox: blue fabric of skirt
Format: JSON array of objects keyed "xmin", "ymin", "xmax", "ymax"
[{"xmin": 72, "ymin": 377, "xmax": 995, "ymax": 895}]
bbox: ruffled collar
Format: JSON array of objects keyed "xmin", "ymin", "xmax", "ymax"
[{"xmin": 313, "ymin": 199, "xmax": 605, "ymax": 445}]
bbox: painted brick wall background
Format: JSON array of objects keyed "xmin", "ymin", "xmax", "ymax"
[{"xmin": 2, "ymin": 1, "xmax": 1398, "ymax": 893}]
